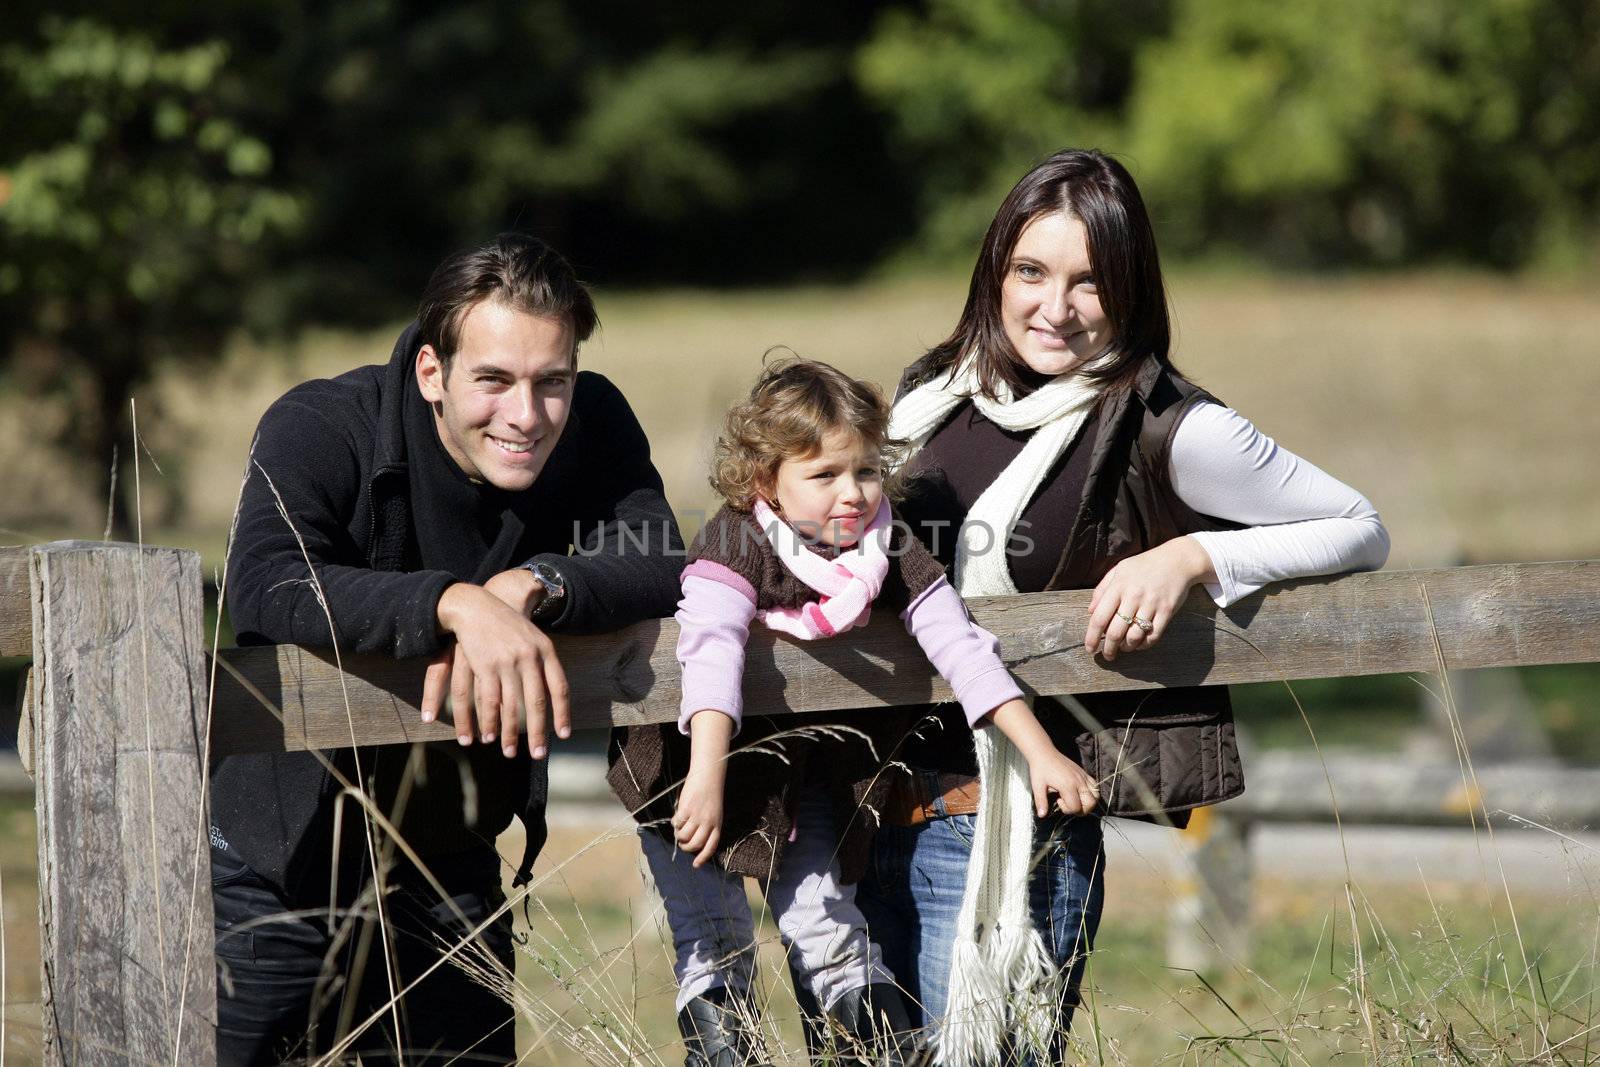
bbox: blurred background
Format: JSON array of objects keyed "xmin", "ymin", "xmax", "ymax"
[
  {"xmin": 4, "ymin": 0, "xmax": 1597, "ymax": 753},
  {"xmin": 3, "ymin": 1, "xmax": 1599, "ymax": 1060}
]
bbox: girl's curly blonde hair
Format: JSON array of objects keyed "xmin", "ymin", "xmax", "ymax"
[{"xmin": 710, "ymin": 356, "xmax": 907, "ymax": 511}]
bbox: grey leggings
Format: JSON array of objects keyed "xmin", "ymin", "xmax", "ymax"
[{"xmin": 640, "ymin": 787, "xmax": 895, "ymax": 1013}]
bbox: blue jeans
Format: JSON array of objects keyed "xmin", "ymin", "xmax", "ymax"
[{"xmin": 856, "ymin": 780, "xmax": 1105, "ymax": 1060}]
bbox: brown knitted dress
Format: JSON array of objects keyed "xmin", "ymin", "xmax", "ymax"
[{"xmin": 606, "ymin": 505, "xmax": 948, "ymax": 882}]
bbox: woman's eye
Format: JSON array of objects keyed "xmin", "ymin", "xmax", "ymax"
[
  {"xmin": 1015, "ymin": 263, "xmax": 1043, "ymax": 280},
  {"xmin": 1077, "ymin": 276, "xmax": 1097, "ymax": 290}
]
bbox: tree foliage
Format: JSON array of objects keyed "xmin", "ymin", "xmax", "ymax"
[
  {"xmin": 858, "ymin": 0, "xmax": 1600, "ymax": 268},
  {"xmin": 858, "ymin": 0, "xmax": 1167, "ymax": 259},
  {"xmin": 0, "ymin": 16, "xmax": 300, "ymax": 533}
]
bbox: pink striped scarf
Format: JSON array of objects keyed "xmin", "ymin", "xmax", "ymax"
[{"xmin": 751, "ymin": 498, "xmax": 893, "ymax": 640}]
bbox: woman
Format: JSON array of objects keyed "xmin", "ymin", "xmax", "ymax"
[{"xmin": 856, "ymin": 149, "xmax": 1389, "ymax": 1063}]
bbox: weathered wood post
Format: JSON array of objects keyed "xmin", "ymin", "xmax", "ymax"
[
  {"xmin": 28, "ymin": 542, "xmax": 217, "ymax": 1066},
  {"xmin": 1166, "ymin": 806, "xmax": 1253, "ymax": 973}
]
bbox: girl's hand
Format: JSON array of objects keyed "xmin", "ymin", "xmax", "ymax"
[
  {"xmin": 1084, "ymin": 535, "xmax": 1216, "ymax": 662},
  {"xmin": 1027, "ymin": 745, "xmax": 1100, "ymax": 818},
  {"xmin": 983, "ymin": 698, "xmax": 1099, "ymax": 816},
  {"xmin": 672, "ymin": 773, "xmax": 725, "ymax": 868},
  {"xmin": 673, "ymin": 709, "xmax": 735, "ymax": 868}
]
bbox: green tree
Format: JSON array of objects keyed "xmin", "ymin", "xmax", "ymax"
[
  {"xmin": 215, "ymin": 0, "xmax": 915, "ymax": 307},
  {"xmin": 1124, "ymin": 0, "xmax": 1600, "ymax": 266},
  {"xmin": 0, "ymin": 17, "xmax": 299, "ymax": 536},
  {"xmin": 856, "ymin": 0, "xmax": 1600, "ymax": 269},
  {"xmin": 856, "ymin": 0, "xmax": 1170, "ymax": 260}
]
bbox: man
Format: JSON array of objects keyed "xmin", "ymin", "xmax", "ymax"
[{"xmin": 213, "ymin": 233, "xmax": 682, "ymax": 1064}]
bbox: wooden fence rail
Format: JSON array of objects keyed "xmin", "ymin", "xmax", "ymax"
[{"xmin": 3, "ymin": 541, "xmax": 1600, "ymax": 1064}]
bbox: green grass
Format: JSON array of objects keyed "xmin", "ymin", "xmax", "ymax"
[{"xmin": 505, "ymin": 821, "xmax": 1600, "ymax": 1065}]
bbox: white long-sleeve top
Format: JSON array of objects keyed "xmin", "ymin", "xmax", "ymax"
[{"xmin": 1169, "ymin": 401, "xmax": 1390, "ymax": 607}]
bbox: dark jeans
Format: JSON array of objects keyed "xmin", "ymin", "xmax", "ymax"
[
  {"xmin": 856, "ymin": 776, "xmax": 1105, "ymax": 1063},
  {"xmin": 212, "ymin": 844, "xmax": 516, "ymax": 1066}
]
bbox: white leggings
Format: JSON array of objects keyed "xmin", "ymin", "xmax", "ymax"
[{"xmin": 640, "ymin": 787, "xmax": 895, "ymax": 1013}]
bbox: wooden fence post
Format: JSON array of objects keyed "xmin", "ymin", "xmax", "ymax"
[
  {"xmin": 28, "ymin": 542, "xmax": 217, "ymax": 1066},
  {"xmin": 1166, "ymin": 807, "xmax": 1253, "ymax": 974}
]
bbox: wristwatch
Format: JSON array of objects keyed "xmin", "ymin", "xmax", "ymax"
[{"xmin": 521, "ymin": 560, "xmax": 567, "ymax": 622}]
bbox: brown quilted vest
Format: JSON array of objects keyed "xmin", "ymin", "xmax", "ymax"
[{"xmin": 896, "ymin": 357, "xmax": 1247, "ymax": 827}]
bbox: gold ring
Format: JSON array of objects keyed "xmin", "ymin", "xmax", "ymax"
[
  {"xmin": 1116, "ymin": 612, "xmax": 1135, "ymax": 626},
  {"xmin": 1134, "ymin": 616, "xmax": 1154, "ymax": 632}
]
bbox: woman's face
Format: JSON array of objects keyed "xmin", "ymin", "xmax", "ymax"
[{"xmin": 1000, "ymin": 211, "xmax": 1111, "ymax": 377}]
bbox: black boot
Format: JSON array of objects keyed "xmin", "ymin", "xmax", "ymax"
[
  {"xmin": 677, "ymin": 986, "xmax": 774, "ymax": 1067},
  {"xmin": 823, "ymin": 983, "xmax": 929, "ymax": 1067}
]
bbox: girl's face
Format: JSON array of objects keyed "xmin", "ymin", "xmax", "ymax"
[
  {"xmin": 1000, "ymin": 211, "xmax": 1112, "ymax": 377},
  {"xmin": 767, "ymin": 427, "xmax": 885, "ymax": 548}
]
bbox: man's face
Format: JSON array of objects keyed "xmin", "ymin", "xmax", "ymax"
[{"xmin": 416, "ymin": 299, "xmax": 575, "ymax": 491}]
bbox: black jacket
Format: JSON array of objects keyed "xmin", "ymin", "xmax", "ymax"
[{"xmin": 215, "ymin": 323, "xmax": 683, "ymax": 894}]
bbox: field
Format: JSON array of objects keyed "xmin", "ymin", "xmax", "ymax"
[
  {"xmin": 504, "ymin": 818, "xmax": 1600, "ymax": 1066},
  {"xmin": 4, "ymin": 271, "xmax": 1599, "ymax": 568},
  {"xmin": 2, "ymin": 272, "xmax": 1599, "ymax": 1061},
  {"xmin": 2, "ymin": 799, "xmax": 1597, "ymax": 1065}
]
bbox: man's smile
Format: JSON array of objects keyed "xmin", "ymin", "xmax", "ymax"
[{"xmin": 490, "ymin": 434, "xmax": 535, "ymax": 455}]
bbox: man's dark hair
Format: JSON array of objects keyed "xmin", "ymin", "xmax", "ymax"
[
  {"xmin": 910, "ymin": 148, "xmax": 1173, "ymax": 400},
  {"xmin": 417, "ymin": 232, "xmax": 599, "ymax": 372}
]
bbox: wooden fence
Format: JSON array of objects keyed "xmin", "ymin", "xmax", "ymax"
[{"xmin": 3, "ymin": 540, "xmax": 1600, "ymax": 1064}]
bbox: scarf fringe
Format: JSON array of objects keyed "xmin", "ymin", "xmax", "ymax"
[
  {"xmin": 935, "ymin": 938, "xmax": 1007, "ymax": 1067},
  {"xmin": 989, "ymin": 922, "xmax": 1060, "ymax": 1056}
]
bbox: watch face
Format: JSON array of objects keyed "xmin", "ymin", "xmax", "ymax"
[{"xmin": 537, "ymin": 564, "xmax": 564, "ymax": 596}]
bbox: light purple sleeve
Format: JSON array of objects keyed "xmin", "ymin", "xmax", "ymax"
[
  {"xmin": 675, "ymin": 567, "xmax": 758, "ymax": 735},
  {"xmin": 900, "ymin": 575, "xmax": 1024, "ymax": 728}
]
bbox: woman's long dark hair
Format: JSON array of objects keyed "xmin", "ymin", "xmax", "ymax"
[{"xmin": 908, "ymin": 149, "xmax": 1172, "ymax": 399}]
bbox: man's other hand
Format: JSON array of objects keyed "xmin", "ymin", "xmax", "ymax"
[{"xmin": 424, "ymin": 582, "xmax": 571, "ymax": 758}]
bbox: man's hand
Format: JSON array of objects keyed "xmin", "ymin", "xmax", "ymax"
[{"xmin": 422, "ymin": 582, "xmax": 570, "ymax": 758}]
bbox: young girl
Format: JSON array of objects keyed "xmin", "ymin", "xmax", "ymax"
[{"xmin": 608, "ymin": 358, "xmax": 1098, "ymax": 1065}]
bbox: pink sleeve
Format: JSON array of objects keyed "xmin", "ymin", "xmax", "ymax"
[
  {"xmin": 900, "ymin": 575, "xmax": 1024, "ymax": 728},
  {"xmin": 675, "ymin": 566, "xmax": 757, "ymax": 735}
]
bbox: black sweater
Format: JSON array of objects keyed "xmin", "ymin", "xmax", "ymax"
[{"xmin": 215, "ymin": 322, "xmax": 684, "ymax": 895}]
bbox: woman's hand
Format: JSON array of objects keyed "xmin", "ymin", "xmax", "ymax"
[
  {"xmin": 673, "ymin": 710, "xmax": 734, "ymax": 868},
  {"xmin": 1084, "ymin": 536, "xmax": 1216, "ymax": 662}
]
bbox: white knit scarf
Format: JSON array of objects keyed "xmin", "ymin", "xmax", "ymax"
[{"xmin": 888, "ymin": 356, "xmax": 1104, "ymax": 1065}]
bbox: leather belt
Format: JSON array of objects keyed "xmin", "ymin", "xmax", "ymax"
[{"xmin": 885, "ymin": 772, "xmax": 981, "ymax": 826}]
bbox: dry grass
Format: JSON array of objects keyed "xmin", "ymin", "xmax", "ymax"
[
  {"xmin": 2, "ymin": 272, "xmax": 1598, "ymax": 566},
  {"xmin": 2, "ymin": 791, "xmax": 1596, "ymax": 1064},
  {"xmin": 502, "ymin": 813, "xmax": 1600, "ymax": 1065}
]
